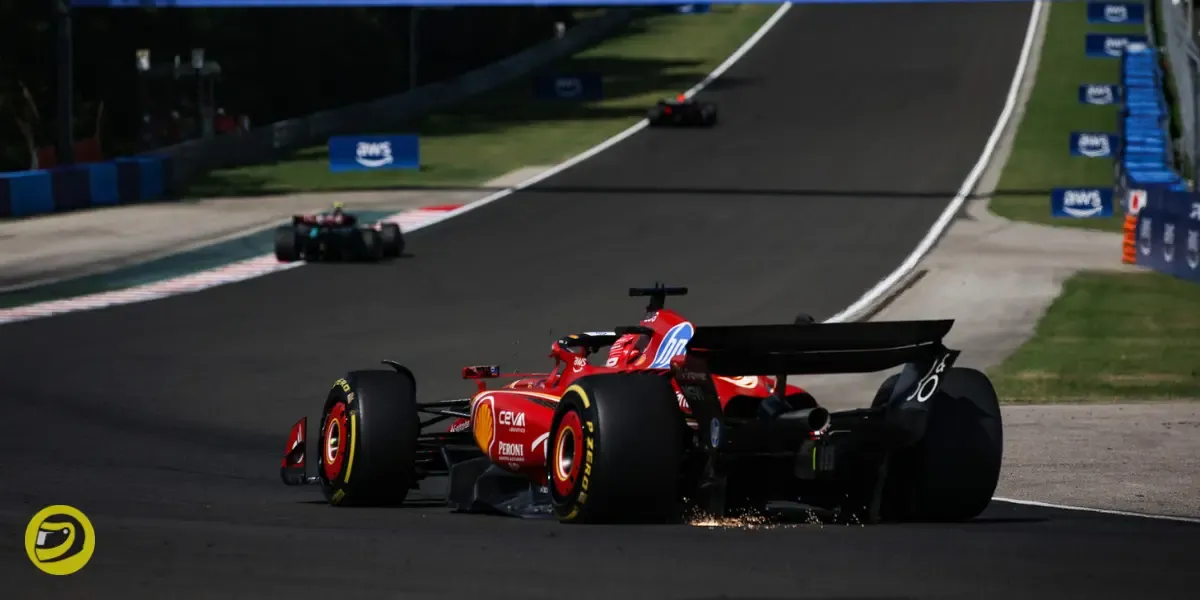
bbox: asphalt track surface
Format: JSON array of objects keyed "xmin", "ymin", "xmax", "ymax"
[{"xmin": 4, "ymin": 4, "xmax": 1198, "ymax": 599}]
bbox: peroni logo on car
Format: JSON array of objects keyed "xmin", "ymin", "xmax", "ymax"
[{"xmin": 498, "ymin": 442, "xmax": 523, "ymax": 458}]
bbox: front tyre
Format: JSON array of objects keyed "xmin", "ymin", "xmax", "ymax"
[
  {"xmin": 318, "ymin": 369, "xmax": 420, "ymax": 506},
  {"xmin": 547, "ymin": 373, "xmax": 686, "ymax": 524}
]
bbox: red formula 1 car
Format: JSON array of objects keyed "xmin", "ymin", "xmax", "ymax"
[
  {"xmin": 280, "ymin": 285, "xmax": 1003, "ymax": 524},
  {"xmin": 647, "ymin": 94, "xmax": 718, "ymax": 127}
]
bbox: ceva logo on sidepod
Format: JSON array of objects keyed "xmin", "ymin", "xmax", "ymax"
[
  {"xmin": 1077, "ymin": 134, "xmax": 1112, "ymax": 157},
  {"xmin": 1085, "ymin": 85, "xmax": 1116, "ymax": 105},
  {"xmin": 649, "ymin": 321, "xmax": 694, "ymax": 369},
  {"xmin": 355, "ymin": 141, "xmax": 393, "ymax": 168},
  {"xmin": 1104, "ymin": 4, "xmax": 1129, "ymax": 22},
  {"xmin": 1062, "ymin": 190, "xmax": 1105, "ymax": 217}
]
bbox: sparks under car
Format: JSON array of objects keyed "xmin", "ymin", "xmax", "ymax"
[{"xmin": 280, "ymin": 285, "xmax": 1003, "ymax": 524}]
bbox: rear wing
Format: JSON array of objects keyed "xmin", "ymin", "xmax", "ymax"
[
  {"xmin": 682, "ymin": 319, "xmax": 954, "ymax": 376},
  {"xmin": 674, "ymin": 319, "xmax": 962, "ymax": 458}
]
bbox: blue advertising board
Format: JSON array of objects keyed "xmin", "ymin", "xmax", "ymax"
[
  {"xmin": 1087, "ymin": 2, "xmax": 1146, "ymax": 25},
  {"xmin": 534, "ymin": 73, "xmax": 604, "ymax": 101},
  {"xmin": 328, "ymin": 135, "xmax": 419, "ymax": 173},
  {"xmin": 1078, "ymin": 83, "xmax": 1122, "ymax": 105},
  {"xmin": 1134, "ymin": 190, "xmax": 1200, "ymax": 283},
  {"xmin": 1085, "ymin": 33, "xmax": 1149, "ymax": 58},
  {"xmin": 1051, "ymin": 187, "xmax": 1114, "ymax": 218},
  {"xmin": 1069, "ymin": 132, "xmax": 1120, "ymax": 158}
]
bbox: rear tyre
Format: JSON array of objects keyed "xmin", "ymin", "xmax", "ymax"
[
  {"xmin": 646, "ymin": 105, "xmax": 665, "ymax": 126},
  {"xmin": 318, "ymin": 369, "xmax": 420, "ymax": 506},
  {"xmin": 379, "ymin": 223, "xmax": 405, "ymax": 257},
  {"xmin": 702, "ymin": 104, "xmax": 718, "ymax": 127},
  {"xmin": 879, "ymin": 367, "xmax": 1003, "ymax": 522},
  {"xmin": 274, "ymin": 226, "xmax": 299, "ymax": 262},
  {"xmin": 547, "ymin": 373, "xmax": 686, "ymax": 523},
  {"xmin": 358, "ymin": 228, "xmax": 384, "ymax": 262}
]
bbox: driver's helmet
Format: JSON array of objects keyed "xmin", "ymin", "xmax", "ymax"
[
  {"xmin": 605, "ymin": 333, "xmax": 652, "ymax": 368},
  {"xmin": 331, "ymin": 201, "xmax": 345, "ymax": 217}
]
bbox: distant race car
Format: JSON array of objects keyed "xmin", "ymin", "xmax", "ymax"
[
  {"xmin": 274, "ymin": 202, "xmax": 404, "ymax": 262},
  {"xmin": 280, "ymin": 284, "xmax": 1003, "ymax": 525},
  {"xmin": 647, "ymin": 94, "xmax": 717, "ymax": 127}
]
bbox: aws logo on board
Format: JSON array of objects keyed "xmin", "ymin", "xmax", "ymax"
[{"xmin": 355, "ymin": 141, "xmax": 394, "ymax": 169}]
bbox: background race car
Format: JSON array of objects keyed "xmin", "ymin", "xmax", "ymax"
[
  {"xmin": 274, "ymin": 208, "xmax": 404, "ymax": 262},
  {"xmin": 647, "ymin": 94, "xmax": 718, "ymax": 127}
]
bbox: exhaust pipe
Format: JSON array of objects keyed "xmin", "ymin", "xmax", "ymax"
[{"xmin": 778, "ymin": 406, "xmax": 831, "ymax": 434}]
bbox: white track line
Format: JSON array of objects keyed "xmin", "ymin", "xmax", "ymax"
[
  {"xmin": 819, "ymin": 1, "xmax": 1198, "ymax": 525},
  {"xmin": 0, "ymin": 4, "xmax": 794, "ymax": 327},
  {"xmin": 21, "ymin": 1, "xmax": 1190, "ymax": 526},
  {"xmin": 994, "ymin": 497, "xmax": 1200, "ymax": 525},
  {"xmin": 401, "ymin": 2, "xmax": 797, "ymax": 233},
  {"xmin": 823, "ymin": 0, "xmax": 1044, "ymax": 324}
]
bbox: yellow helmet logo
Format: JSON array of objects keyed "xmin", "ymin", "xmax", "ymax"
[{"xmin": 25, "ymin": 505, "xmax": 95, "ymax": 575}]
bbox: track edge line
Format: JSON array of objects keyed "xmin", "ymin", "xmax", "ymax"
[
  {"xmin": 993, "ymin": 497, "xmax": 1200, "ymax": 524},
  {"xmin": 401, "ymin": 2, "xmax": 797, "ymax": 237},
  {"xmin": 823, "ymin": 0, "xmax": 1044, "ymax": 325}
]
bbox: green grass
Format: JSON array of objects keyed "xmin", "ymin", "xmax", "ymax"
[
  {"xmin": 986, "ymin": 4, "xmax": 1200, "ymax": 405},
  {"xmin": 185, "ymin": 5, "xmax": 778, "ymax": 198},
  {"xmin": 989, "ymin": 271, "xmax": 1200, "ymax": 403},
  {"xmin": 989, "ymin": 2, "xmax": 1145, "ymax": 233}
]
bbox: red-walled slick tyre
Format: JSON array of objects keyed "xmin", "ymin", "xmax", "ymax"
[
  {"xmin": 318, "ymin": 369, "xmax": 420, "ymax": 506},
  {"xmin": 547, "ymin": 372, "xmax": 686, "ymax": 524}
]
